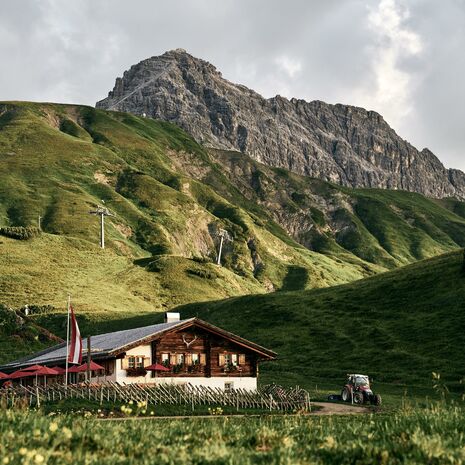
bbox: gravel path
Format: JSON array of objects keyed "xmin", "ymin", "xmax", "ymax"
[{"xmin": 311, "ymin": 402, "xmax": 371, "ymax": 415}]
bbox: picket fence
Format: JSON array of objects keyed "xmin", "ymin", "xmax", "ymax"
[{"xmin": 0, "ymin": 382, "xmax": 311, "ymax": 412}]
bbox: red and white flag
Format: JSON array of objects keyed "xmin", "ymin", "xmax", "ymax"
[{"xmin": 68, "ymin": 305, "xmax": 82, "ymax": 364}]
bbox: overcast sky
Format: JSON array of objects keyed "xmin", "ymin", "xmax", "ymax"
[{"xmin": 1, "ymin": 0, "xmax": 464, "ymax": 169}]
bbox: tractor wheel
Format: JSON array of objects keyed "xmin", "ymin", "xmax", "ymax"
[
  {"xmin": 373, "ymin": 394, "xmax": 382, "ymax": 406},
  {"xmin": 353, "ymin": 392, "xmax": 364, "ymax": 404},
  {"xmin": 341, "ymin": 388, "xmax": 351, "ymax": 402}
]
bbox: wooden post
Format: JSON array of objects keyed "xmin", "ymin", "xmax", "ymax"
[
  {"xmin": 205, "ymin": 335, "xmax": 211, "ymax": 378},
  {"xmin": 151, "ymin": 341, "xmax": 157, "ymax": 379},
  {"xmin": 87, "ymin": 336, "xmax": 91, "ymax": 383}
]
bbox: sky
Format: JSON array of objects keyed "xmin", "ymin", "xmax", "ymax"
[{"xmin": 1, "ymin": 0, "xmax": 464, "ymax": 169}]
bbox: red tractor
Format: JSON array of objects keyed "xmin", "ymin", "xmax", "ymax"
[{"xmin": 341, "ymin": 374, "xmax": 382, "ymax": 406}]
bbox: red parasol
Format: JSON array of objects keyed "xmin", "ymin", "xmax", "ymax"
[
  {"xmin": 68, "ymin": 361, "xmax": 105, "ymax": 373},
  {"xmin": 8, "ymin": 369, "xmax": 36, "ymax": 379},
  {"xmin": 144, "ymin": 363, "xmax": 170, "ymax": 372},
  {"xmin": 0, "ymin": 372, "xmax": 8, "ymax": 379},
  {"xmin": 32, "ymin": 367, "xmax": 59, "ymax": 376},
  {"xmin": 51, "ymin": 366, "xmax": 66, "ymax": 375},
  {"xmin": 22, "ymin": 364, "xmax": 46, "ymax": 372}
]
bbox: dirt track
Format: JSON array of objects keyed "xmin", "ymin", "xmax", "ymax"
[
  {"xmin": 311, "ymin": 402, "xmax": 370, "ymax": 415},
  {"xmin": 100, "ymin": 402, "xmax": 369, "ymax": 421}
]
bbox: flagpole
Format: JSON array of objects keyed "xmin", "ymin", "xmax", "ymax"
[{"xmin": 65, "ymin": 294, "xmax": 71, "ymax": 388}]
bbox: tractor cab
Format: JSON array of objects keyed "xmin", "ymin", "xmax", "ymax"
[
  {"xmin": 341, "ymin": 373, "xmax": 381, "ymax": 405},
  {"xmin": 347, "ymin": 374, "xmax": 370, "ymax": 388}
]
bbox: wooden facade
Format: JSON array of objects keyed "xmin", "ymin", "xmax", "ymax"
[
  {"xmin": 1, "ymin": 317, "xmax": 276, "ymax": 390},
  {"xmin": 118, "ymin": 325, "xmax": 264, "ymax": 380}
]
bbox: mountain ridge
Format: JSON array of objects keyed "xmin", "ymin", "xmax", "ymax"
[{"xmin": 97, "ymin": 49, "xmax": 465, "ymax": 199}]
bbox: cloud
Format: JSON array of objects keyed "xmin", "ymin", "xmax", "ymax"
[
  {"xmin": 274, "ymin": 56, "xmax": 302, "ymax": 78},
  {"xmin": 351, "ymin": 0, "xmax": 423, "ymax": 128},
  {"xmin": 0, "ymin": 0, "xmax": 463, "ymax": 169}
]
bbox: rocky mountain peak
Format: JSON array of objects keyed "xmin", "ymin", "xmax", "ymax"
[{"xmin": 97, "ymin": 50, "xmax": 465, "ymax": 199}]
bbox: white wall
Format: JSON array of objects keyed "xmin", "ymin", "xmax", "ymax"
[
  {"xmin": 115, "ymin": 344, "xmax": 152, "ymax": 384},
  {"xmin": 147, "ymin": 376, "xmax": 257, "ymax": 391}
]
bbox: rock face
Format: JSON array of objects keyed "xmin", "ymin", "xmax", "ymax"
[{"xmin": 97, "ymin": 49, "xmax": 465, "ymax": 199}]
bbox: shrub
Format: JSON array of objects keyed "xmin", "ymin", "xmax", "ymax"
[
  {"xmin": 0, "ymin": 226, "xmax": 41, "ymax": 240},
  {"xmin": 186, "ymin": 268, "xmax": 219, "ymax": 280}
]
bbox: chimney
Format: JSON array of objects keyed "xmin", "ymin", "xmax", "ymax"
[{"xmin": 164, "ymin": 312, "xmax": 180, "ymax": 323}]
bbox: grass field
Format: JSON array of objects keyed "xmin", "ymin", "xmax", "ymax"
[
  {"xmin": 177, "ymin": 249, "xmax": 465, "ymax": 400},
  {"xmin": 2, "ymin": 101, "xmax": 465, "ymax": 406},
  {"xmin": 1, "ymin": 404, "xmax": 465, "ymax": 464},
  {"xmin": 2, "ymin": 101, "xmax": 465, "ymax": 321}
]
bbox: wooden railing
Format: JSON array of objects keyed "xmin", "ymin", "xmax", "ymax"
[{"xmin": 0, "ymin": 382, "xmax": 311, "ymax": 412}]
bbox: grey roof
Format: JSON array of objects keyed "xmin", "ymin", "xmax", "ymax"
[{"xmin": 1, "ymin": 319, "xmax": 193, "ymax": 370}]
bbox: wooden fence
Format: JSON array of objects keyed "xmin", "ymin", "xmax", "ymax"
[{"xmin": 0, "ymin": 382, "xmax": 310, "ymax": 412}]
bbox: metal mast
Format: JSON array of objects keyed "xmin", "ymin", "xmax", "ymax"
[
  {"xmin": 216, "ymin": 229, "xmax": 232, "ymax": 266},
  {"xmin": 89, "ymin": 203, "xmax": 114, "ymax": 249}
]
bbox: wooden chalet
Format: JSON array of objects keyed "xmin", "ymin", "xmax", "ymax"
[{"xmin": 0, "ymin": 314, "xmax": 277, "ymax": 391}]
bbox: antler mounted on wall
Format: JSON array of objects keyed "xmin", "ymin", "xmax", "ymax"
[{"xmin": 182, "ymin": 334, "xmax": 198, "ymax": 348}]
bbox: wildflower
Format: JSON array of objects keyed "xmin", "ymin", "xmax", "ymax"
[
  {"xmin": 34, "ymin": 454, "xmax": 45, "ymax": 464},
  {"xmin": 49, "ymin": 422, "xmax": 58, "ymax": 433},
  {"xmin": 3, "ymin": 457, "xmax": 10, "ymax": 464},
  {"xmin": 321, "ymin": 436, "xmax": 336, "ymax": 449},
  {"xmin": 19, "ymin": 448, "xmax": 28, "ymax": 456},
  {"xmin": 129, "ymin": 400, "xmax": 134, "ymax": 405},
  {"xmin": 150, "ymin": 411, "xmax": 154, "ymax": 416},
  {"xmin": 381, "ymin": 450, "xmax": 389, "ymax": 464},
  {"xmin": 62, "ymin": 427, "xmax": 72, "ymax": 439},
  {"xmin": 33, "ymin": 429, "xmax": 41, "ymax": 437}
]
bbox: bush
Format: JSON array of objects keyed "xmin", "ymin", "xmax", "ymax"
[
  {"xmin": 186, "ymin": 268, "xmax": 219, "ymax": 280},
  {"xmin": 18, "ymin": 304, "xmax": 55, "ymax": 316},
  {"xmin": 0, "ymin": 226, "xmax": 41, "ymax": 240}
]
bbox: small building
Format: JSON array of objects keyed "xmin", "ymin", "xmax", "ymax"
[{"xmin": 0, "ymin": 314, "xmax": 277, "ymax": 391}]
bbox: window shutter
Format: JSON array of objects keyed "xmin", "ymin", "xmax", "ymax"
[
  {"xmin": 186, "ymin": 353, "xmax": 193, "ymax": 366},
  {"xmin": 219, "ymin": 354, "xmax": 225, "ymax": 366},
  {"xmin": 199, "ymin": 353, "xmax": 206, "ymax": 365},
  {"xmin": 121, "ymin": 357, "xmax": 129, "ymax": 370},
  {"xmin": 169, "ymin": 353, "xmax": 177, "ymax": 365},
  {"xmin": 238, "ymin": 354, "xmax": 246, "ymax": 365}
]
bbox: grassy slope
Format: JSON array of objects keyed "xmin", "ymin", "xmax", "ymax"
[
  {"xmin": 0, "ymin": 103, "xmax": 378, "ymax": 310},
  {"xmin": 177, "ymin": 250, "xmax": 465, "ymax": 396},
  {"xmin": 198, "ymin": 149, "xmax": 465, "ymax": 269},
  {"xmin": 1, "ymin": 101, "xmax": 465, "ymax": 390}
]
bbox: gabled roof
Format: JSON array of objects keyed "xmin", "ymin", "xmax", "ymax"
[{"xmin": 0, "ymin": 318, "xmax": 276, "ymax": 371}]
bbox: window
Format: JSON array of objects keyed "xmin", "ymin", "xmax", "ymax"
[
  {"xmin": 224, "ymin": 381, "xmax": 234, "ymax": 392},
  {"xmin": 220, "ymin": 353, "xmax": 238, "ymax": 366},
  {"xmin": 161, "ymin": 353, "xmax": 169, "ymax": 362},
  {"xmin": 176, "ymin": 353, "xmax": 184, "ymax": 365},
  {"xmin": 192, "ymin": 353, "xmax": 199, "ymax": 364},
  {"xmin": 127, "ymin": 356, "xmax": 144, "ymax": 369}
]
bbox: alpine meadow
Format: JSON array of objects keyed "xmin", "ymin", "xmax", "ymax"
[{"xmin": 2, "ymin": 2, "xmax": 465, "ymax": 463}]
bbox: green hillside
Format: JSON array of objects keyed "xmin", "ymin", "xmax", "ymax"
[
  {"xmin": 177, "ymin": 249, "xmax": 465, "ymax": 395},
  {"xmin": 1, "ymin": 101, "xmax": 465, "ymax": 381}
]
